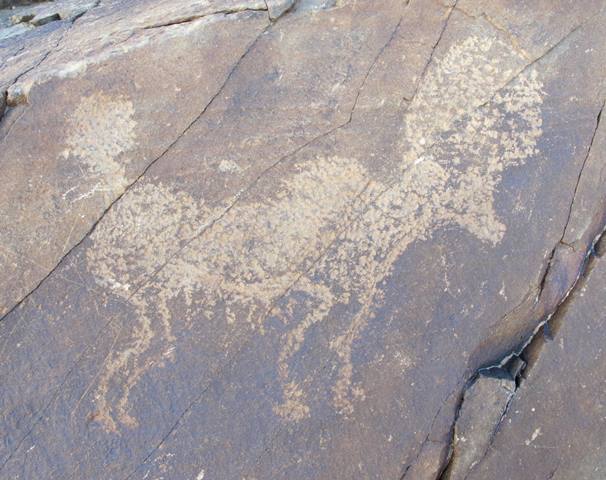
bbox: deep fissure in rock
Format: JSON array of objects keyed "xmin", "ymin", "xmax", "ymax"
[{"xmin": 437, "ymin": 228, "xmax": 606, "ymax": 480}]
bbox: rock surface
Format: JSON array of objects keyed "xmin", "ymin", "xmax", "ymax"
[
  {"xmin": 463, "ymin": 240, "xmax": 606, "ymax": 479},
  {"xmin": 444, "ymin": 371, "xmax": 516, "ymax": 480},
  {"xmin": 1, "ymin": 0, "xmax": 605, "ymax": 478}
]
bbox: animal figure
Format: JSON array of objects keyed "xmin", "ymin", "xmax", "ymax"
[{"xmin": 85, "ymin": 35, "xmax": 543, "ymax": 430}]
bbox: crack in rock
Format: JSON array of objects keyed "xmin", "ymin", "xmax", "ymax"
[
  {"xmin": 141, "ymin": 5, "xmax": 269, "ymax": 30},
  {"xmin": 0, "ymin": 0, "xmax": 100, "ymax": 126},
  {"xmin": 438, "ymin": 366, "xmax": 519, "ymax": 480},
  {"xmin": 436, "ymin": 221, "xmax": 606, "ymax": 480},
  {"xmin": 0, "ymin": 16, "xmax": 270, "ymax": 325},
  {"xmin": 265, "ymin": 0, "xmax": 297, "ymax": 20},
  {"xmin": 407, "ymin": 98, "xmax": 606, "ymax": 480}
]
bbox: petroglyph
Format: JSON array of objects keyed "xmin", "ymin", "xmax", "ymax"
[
  {"xmin": 86, "ymin": 182, "xmax": 212, "ymax": 431},
  {"xmin": 274, "ymin": 278, "xmax": 337, "ymax": 421},
  {"xmin": 87, "ymin": 182, "xmax": 210, "ymax": 296},
  {"xmin": 61, "ymin": 93, "xmax": 136, "ymax": 198},
  {"xmin": 87, "ymin": 157, "xmax": 370, "ymax": 430},
  {"xmin": 274, "ymin": 34, "xmax": 543, "ymax": 419},
  {"xmin": 86, "ymin": 34, "xmax": 544, "ymax": 430}
]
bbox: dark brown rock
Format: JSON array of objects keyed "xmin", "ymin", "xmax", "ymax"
[
  {"xmin": 1, "ymin": 0, "xmax": 606, "ymax": 479},
  {"xmin": 443, "ymin": 372, "xmax": 516, "ymax": 480},
  {"xmin": 464, "ymin": 243, "xmax": 606, "ymax": 480}
]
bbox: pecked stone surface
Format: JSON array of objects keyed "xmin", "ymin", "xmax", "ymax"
[{"xmin": 1, "ymin": 0, "xmax": 606, "ymax": 478}]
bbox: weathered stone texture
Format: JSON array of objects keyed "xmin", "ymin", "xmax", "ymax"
[
  {"xmin": 465, "ymin": 240, "xmax": 606, "ymax": 480},
  {"xmin": 1, "ymin": 0, "xmax": 606, "ymax": 478}
]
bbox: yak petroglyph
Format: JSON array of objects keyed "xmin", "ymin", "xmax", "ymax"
[{"xmin": 85, "ymin": 35, "xmax": 543, "ymax": 430}]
